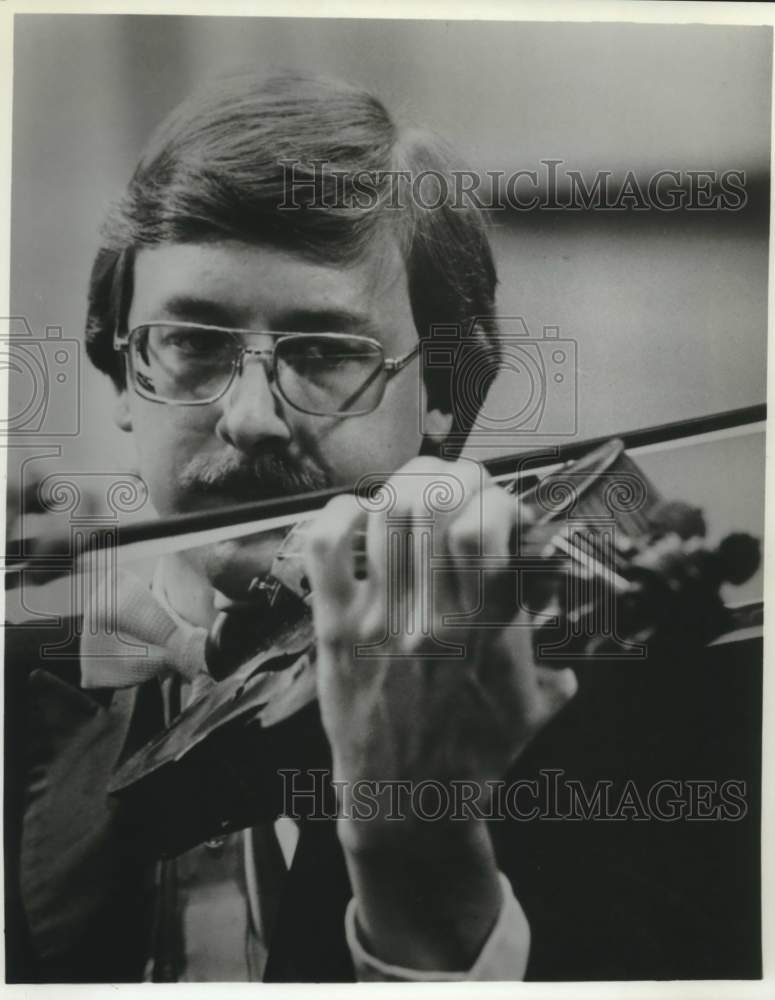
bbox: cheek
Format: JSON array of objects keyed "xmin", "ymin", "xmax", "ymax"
[
  {"xmin": 128, "ymin": 403, "xmax": 215, "ymax": 510},
  {"xmin": 306, "ymin": 376, "xmax": 426, "ymax": 483}
]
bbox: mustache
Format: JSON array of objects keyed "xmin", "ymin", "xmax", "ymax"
[{"xmin": 178, "ymin": 449, "xmax": 331, "ymax": 503}]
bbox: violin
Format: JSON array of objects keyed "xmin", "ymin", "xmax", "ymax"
[{"xmin": 69, "ymin": 405, "xmax": 760, "ymax": 858}]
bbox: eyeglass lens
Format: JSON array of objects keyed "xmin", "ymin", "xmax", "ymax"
[{"xmin": 128, "ymin": 325, "xmax": 389, "ymax": 415}]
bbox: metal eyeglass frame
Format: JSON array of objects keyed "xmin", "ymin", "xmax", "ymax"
[{"xmin": 113, "ymin": 321, "xmax": 421, "ymax": 417}]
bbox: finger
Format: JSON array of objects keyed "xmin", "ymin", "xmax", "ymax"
[
  {"xmin": 513, "ymin": 608, "xmax": 578, "ymax": 717},
  {"xmin": 304, "ymin": 494, "xmax": 365, "ymax": 622},
  {"xmin": 359, "ymin": 459, "xmax": 434, "ymax": 607},
  {"xmin": 417, "ymin": 458, "xmax": 490, "ymax": 622},
  {"xmin": 477, "ymin": 605, "xmax": 548, "ymax": 707},
  {"xmin": 443, "ymin": 485, "xmax": 523, "ymax": 624},
  {"xmin": 362, "ymin": 476, "xmax": 422, "ymax": 644},
  {"xmin": 534, "ymin": 665, "xmax": 578, "ymax": 724},
  {"xmin": 5, "ymin": 476, "xmax": 44, "ymax": 530},
  {"xmin": 362, "ymin": 458, "xmax": 487, "ymax": 640}
]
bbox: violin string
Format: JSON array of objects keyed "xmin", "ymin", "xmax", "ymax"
[
  {"xmin": 565, "ymin": 526, "xmax": 630, "ymax": 575},
  {"xmin": 548, "ymin": 529, "xmax": 632, "ymax": 595}
]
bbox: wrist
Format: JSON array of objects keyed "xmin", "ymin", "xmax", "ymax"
[
  {"xmin": 337, "ymin": 808, "xmax": 493, "ymax": 861},
  {"xmin": 340, "ymin": 816, "xmax": 502, "ymax": 973}
]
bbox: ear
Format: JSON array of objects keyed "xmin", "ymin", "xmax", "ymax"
[
  {"xmin": 423, "ymin": 406, "xmax": 453, "ymax": 443},
  {"xmin": 112, "ymin": 389, "xmax": 133, "ymax": 432}
]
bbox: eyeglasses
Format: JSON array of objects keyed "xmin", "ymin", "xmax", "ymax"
[{"xmin": 113, "ymin": 323, "xmax": 420, "ymax": 417}]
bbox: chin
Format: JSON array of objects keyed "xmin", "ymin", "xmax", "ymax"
[{"xmin": 199, "ymin": 530, "xmax": 288, "ymax": 601}]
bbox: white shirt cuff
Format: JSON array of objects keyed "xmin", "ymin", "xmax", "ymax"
[{"xmin": 345, "ymin": 871, "xmax": 530, "ymax": 981}]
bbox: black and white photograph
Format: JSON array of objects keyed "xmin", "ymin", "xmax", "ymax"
[{"xmin": 1, "ymin": 3, "xmax": 771, "ymax": 989}]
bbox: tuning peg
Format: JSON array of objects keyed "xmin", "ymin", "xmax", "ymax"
[
  {"xmin": 647, "ymin": 500, "xmax": 707, "ymax": 540},
  {"xmin": 714, "ymin": 532, "xmax": 761, "ymax": 586}
]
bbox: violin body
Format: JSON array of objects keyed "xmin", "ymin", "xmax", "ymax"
[{"xmin": 110, "ymin": 633, "xmax": 326, "ymax": 856}]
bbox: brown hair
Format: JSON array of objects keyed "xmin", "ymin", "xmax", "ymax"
[{"xmin": 85, "ymin": 69, "xmax": 500, "ymax": 442}]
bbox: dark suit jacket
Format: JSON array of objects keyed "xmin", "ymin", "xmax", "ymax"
[{"xmin": 4, "ymin": 617, "xmax": 762, "ymax": 982}]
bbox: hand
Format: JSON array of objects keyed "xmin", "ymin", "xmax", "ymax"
[
  {"xmin": 304, "ymin": 456, "xmax": 576, "ymax": 972},
  {"xmin": 305, "ymin": 456, "xmax": 577, "ymax": 835}
]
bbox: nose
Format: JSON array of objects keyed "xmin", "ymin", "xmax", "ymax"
[{"xmin": 215, "ymin": 351, "xmax": 292, "ymax": 452}]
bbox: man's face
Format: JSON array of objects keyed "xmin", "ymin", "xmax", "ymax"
[{"xmin": 116, "ymin": 238, "xmax": 452, "ymax": 593}]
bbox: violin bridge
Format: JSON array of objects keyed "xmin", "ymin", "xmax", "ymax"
[{"xmin": 248, "ymin": 575, "xmax": 283, "ymax": 607}]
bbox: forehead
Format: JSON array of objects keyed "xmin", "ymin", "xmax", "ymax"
[{"xmin": 127, "ymin": 239, "xmax": 414, "ymax": 343}]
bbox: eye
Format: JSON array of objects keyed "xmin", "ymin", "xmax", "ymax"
[
  {"xmin": 276, "ymin": 335, "xmax": 384, "ymax": 382},
  {"xmin": 152, "ymin": 326, "xmax": 235, "ymax": 364},
  {"xmin": 303, "ymin": 339, "xmax": 349, "ymax": 362},
  {"xmin": 163, "ymin": 328, "xmax": 218, "ymax": 354}
]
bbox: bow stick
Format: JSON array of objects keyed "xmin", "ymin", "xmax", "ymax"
[{"xmin": 4, "ymin": 403, "xmax": 765, "ymax": 584}]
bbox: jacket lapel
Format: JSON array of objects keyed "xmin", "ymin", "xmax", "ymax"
[{"xmin": 20, "ymin": 669, "xmax": 154, "ymax": 961}]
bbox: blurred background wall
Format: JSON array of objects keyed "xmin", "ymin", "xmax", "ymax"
[{"xmin": 6, "ymin": 15, "xmax": 771, "ymax": 603}]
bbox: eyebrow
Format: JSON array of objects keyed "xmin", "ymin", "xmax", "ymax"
[
  {"xmin": 155, "ymin": 296, "xmax": 380, "ymax": 337},
  {"xmin": 273, "ymin": 308, "xmax": 379, "ymax": 336},
  {"xmin": 155, "ymin": 295, "xmax": 248, "ymax": 327}
]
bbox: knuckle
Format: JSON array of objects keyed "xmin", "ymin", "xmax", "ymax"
[
  {"xmin": 446, "ymin": 514, "xmax": 481, "ymax": 556},
  {"xmin": 321, "ymin": 493, "xmax": 359, "ymax": 528},
  {"xmin": 485, "ymin": 485, "xmax": 514, "ymax": 517},
  {"xmin": 448, "ymin": 457, "xmax": 488, "ymax": 494},
  {"xmin": 513, "ymin": 498, "xmax": 536, "ymax": 529},
  {"xmin": 308, "ymin": 496, "xmax": 356, "ymax": 551},
  {"xmin": 460, "ymin": 459, "xmax": 489, "ymax": 490},
  {"xmin": 327, "ymin": 493, "xmax": 358, "ymax": 516},
  {"xmin": 314, "ymin": 620, "xmax": 352, "ymax": 650},
  {"xmin": 305, "ymin": 524, "xmax": 334, "ymax": 561},
  {"xmin": 360, "ymin": 610, "xmax": 386, "ymax": 643},
  {"xmin": 547, "ymin": 666, "xmax": 579, "ymax": 704},
  {"xmin": 523, "ymin": 701, "xmax": 545, "ymax": 734},
  {"xmin": 400, "ymin": 456, "xmax": 445, "ymax": 476}
]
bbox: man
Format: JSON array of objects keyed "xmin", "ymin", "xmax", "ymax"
[{"xmin": 4, "ymin": 69, "xmax": 761, "ymax": 982}]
